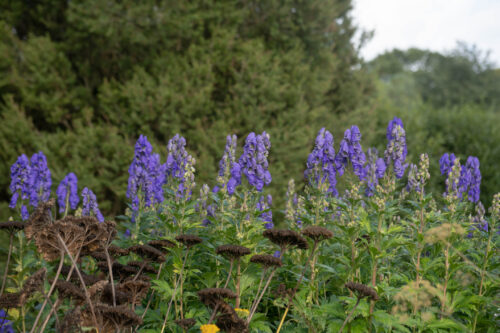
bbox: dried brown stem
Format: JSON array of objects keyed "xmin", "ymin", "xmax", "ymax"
[
  {"xmin": 30, "ymin": 251, "xmax": 64, "ymax": 333},
  {"xmin": 56, "ymin": 234, "xmax": 99, "ymax": 330},
  {"xmin": 0, "ymin": 233, "xmax": 14, "ymax": 296}
]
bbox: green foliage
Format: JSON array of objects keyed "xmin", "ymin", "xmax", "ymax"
[{"xmin": 0, "ymin": 0, "xmax": 369, "ymax": 220}]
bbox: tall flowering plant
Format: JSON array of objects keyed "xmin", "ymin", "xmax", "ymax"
[
  {"xmin": 384, "ymin": 117, "xmax": 408, "ymax": 179},
  {"xmin": 56, "ymin": 172, "xmax": 79, "ymax": 216}
]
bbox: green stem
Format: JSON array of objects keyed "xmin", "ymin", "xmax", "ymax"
[
  {"xmin": 472, "ymin": 233, "xmax": 492, "ymax": 333},
  {"xmin": 339, "ymin": 297, "xmax": 361, "ymax": 333}
]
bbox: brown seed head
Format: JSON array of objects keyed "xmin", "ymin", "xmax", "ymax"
[
  {"xmin": 301, "ymin": 226, "xmax": 333, "ymax": 242},
  {"xmin": 249, "ymin": 254, "xmax": 282, "ymax": 268},
  {"xmin": 22, "ymin": 268, "xmax": 46, "ymax": 297},
  {"xmin": 216, "ymin": 244, "xmax": 251, "ymax": 259},
  {"xmin": 59, "ymin": 306, "xmax": 82, "ymax": 333},
  {"xmin": 25, "ymin": 200, "xmax": 54, "ymax": 240},
  {"xmin": 60, "ymin": 216, "xmax": 108, "ymax": 253},
  {"xmin": 61, "ymin": 265, "xmax": 101, "ymax": 286},
  {"xmin": 101, "ymin": 283, "xmax": 131, "ymax": 305},
  {"xmin": 263, "ymin": 229, "xmax": 308, "ymax": 250},
  {"xmin": 95, "ymin": 303, "xmax": 142, "ymax": 329},
  {"xmin": 108, "ymin": 244, "xmax": 129, "ymax": 257},
  {"xmin": 216, "ymin": 313, "xmax": 249, "ymax": 333},
  {"xmin": 97, "ymin": 261, "xmax": 137, "ymax": 281},
  {"xmin": 117, "ymin": 280, "xmax": 150, "ymax": 305},
  {"xmin": 175, "ymin": 318, "xmax": 196, "ymax": 330},
  {"xmin": 345, "ymin": 281, "xmax": 379, "ymax": 301},
  {"xmin": 175, "ymin": 234, "xmax": 203, "ymax": 248},
  {"xmin": 148, "ymin": 239, "xmax": 176, "ymax": 253},
  {"xmin": 51, "ymin": 279, "xmax": 85, "ymax": 303},
  {"xmin": 34, "ymin": 221, "xmax": 85, "ymax": 261},
  {"xmin": 128, "ymin": 245, "xmax": 166, "ymax": 262},
  {"xmin": 126, "ymin": 261, "xmax": 157, "ymax": 274},
  {"xmin": 0, "ymin": 292, "xmax": 23, "ymax": 308},
  {"xmin": 198, "ymin": 288, "xmax": 237, "ymax": 308},
  {"xmin": 0, "ymin": 221, "xmax": 25, "ymax": 233},
  {"xmin": 90, "ymin": 251, "xmax": 108, "ymax": 262}
]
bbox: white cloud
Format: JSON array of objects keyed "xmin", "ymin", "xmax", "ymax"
[{"xmin": 352, "ymin": 0, "xmax": 500, "ymax": 65}]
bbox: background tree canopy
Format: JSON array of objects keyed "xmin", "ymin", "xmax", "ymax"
[{"xmin": 0, "ymin": 0, "xmax": 498, "ymax": 220}]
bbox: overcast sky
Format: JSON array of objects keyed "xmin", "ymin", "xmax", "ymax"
[{"xmin": 352, "ymin": 0, "xmax": 500, "ymax": 66}]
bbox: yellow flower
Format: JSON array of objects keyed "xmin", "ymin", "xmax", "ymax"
[
  {"xmin": 235, "ymin": 308, "xmax": 250, "ymax": 318},
  {"xmin": 200, "ymin": 324, "xmax": 220, "ymax": 333}
]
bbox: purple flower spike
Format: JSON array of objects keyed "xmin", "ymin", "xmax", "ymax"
[
  {"xmin": 384, "ymin": 117, "xmax": 408, "ymax": 179},
  {"xmin": 9, "ymin": 154, "xmax": 31, "ymax": 210},
  {"xmin": 257, "ymin": 194, "xmax": 274, "ymax": 229},
  {"xmin": 57, "ymin": 173, "xmax": 79, "ymax": 213},
  {"xmin": 335, "ymin": 126, "xmax": 367, "ymax": 180},
  {"xmin": 230, "ymin": 132, "xmax": 272, "ymax": 193},
  {"xmin": 0, "ymin": 309, "xmax": 15, "ymax": 333},
  {"xmin": 215, "ymin": 135, "xmax": 238, "ymax": 193},
  {"xmin": 363, "ymin": 148, "xmax": 386, "ymax": 196},
  {"xmin": 465, "ymin": 156, "xmax": 481, "ymax": 203},
  {"xmin": 28, "ymin": 152, "xmax": 52, "ymax": 207},
  {"xmin": 439, "ymin": 153, "xmax": 456, "ymax": 176},
  {"xmin": 127, "ymin": 135, "xmax": 166, "ymax": 214},
  {"xmin": 166, "ymin": 134, "xmax": 189, "ymax": 179},
  {"xmin": 82, "ymin": 187, "xmax": 104, "ymax": 222},
  {"xmin": 305, "ymin": 128, "xmax": 337, "ymax": 196}
]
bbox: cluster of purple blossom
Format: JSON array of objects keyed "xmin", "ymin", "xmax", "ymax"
[
  {"xmin": 304, "ymin": 117, "xmax": 408, "ymax": 197},
  {"xmin": 9, "ymin": 152, "xmax": 51, "ymax": 220},
  {"xmin": 9, "ymin": 151, "xmax": 103, "ymax": 222},
  {"xmin": 257, "ymin": 195, "xmax": 273, "ymax": 229},
  {"xmin": 0, "ymin": 309, "xmax": 14, "ymax": 333},
  {"xmin": 127, "ymin": 135, "xmax": 166, "ymax": 219},
  {"xmin": 439, "ymin": 153, "xmax": 481, "ymax": 203},
  {"xmin": 213, "ymin": 135, "xmax": 237, "ymax": 193},
  {"xmin": 8, "ymin": 116, "xmax": 483, "ymax": 233},
  {"xmin": 226, "ymin": 132, "xmax": 272, "ymax": 195}
]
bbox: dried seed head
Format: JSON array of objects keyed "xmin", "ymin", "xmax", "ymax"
[
  {"xmin": 51, "ymin": 279, "xmax": 85, "ymax": 303},
  {"xmin": 249, "ymin": 254, "xmax": 282, "ymax": 268},
  {"xmin": 60, "ymin": 216, "xmax": 107, "ymax": 253},
  {"xmin": 90, "ymin": 251, "xmax": 108, "ymax": 262},
  {"xmin": 301, "ymin": 226, "xmax": 333, "ymax": 242},
  {"xmin": 61, "ymin": 265, "xmax": 101, "ymax": 286},
  {"xmin": 148, "ymin": 239, "xmax": 176, "ymax": 253},
  {"xmin": 25, "ymin": 200, "xmax": 54, "ymax": 240},
  {"xmin": 198, "ymin": 288, "xmax": 237, "ymax": 308},
  {"xmin": 58, "ymin": 306, "xmax": 82, "ymax": 333},
  {"xmin": 34, "ymin": 221, "xmax": 85, "ymax": 261},
  {"xmin": 0, "ymin": 221, "xmax": 25, "ymax": 233},
  {"xmin": 175, "ymin": 318, "xmax": 196, "ymax": 330},
  {"xmin": 216, "ymin": 245, "xmax": 251, "ymax": 259},
  {"xmin": 95, "ymin": 303, "xmax": 143, "ymax": 329},
  {"xmin": 216, "ymin": 313, "xmax": 249, "ymax": 333},
  {"xmin": 273, "ymin": 283, "xmax": 293, "ymax": 300},
  {"xmin": 0, "ymin": 292, "xmax": 23, "ymax": 308},
  {"xmin": 22, "ymin": 268, "xmax": 46, "ymax": 297},
  {"xmin": 97, "ymin": 261, "xmax": 137, "ymax": 281},
  {"xmin": 101, "ymin": 283, "xmax": 131, "ymax": 305},
  {"xmin": 117, "ymin": 280, "xmax": 150, "ymax": 305},
  {"xmin": 108, "ymin": 244, "xmax": 129, "ymax": 257},
  {"xmin": 128, "ymin": 245, "xmax": 166, "ymax": 262},
  {"xmin": 263, "ymin": 229, "xmax": 308, "ymax": 250},
  {"xmin": 175, "ymin": 234, "xmax": 203, "ymax": 248},
  {"xmin": 345, "ymin": 282, "xmax": 379, "ymax": 301},
  {"xmin": 126, "ymin": 261, "xmax": 157, "ymax": 274},
  {"xmin": 88, "ymin": 280, "xmax": 108, "ymax": 301}
]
